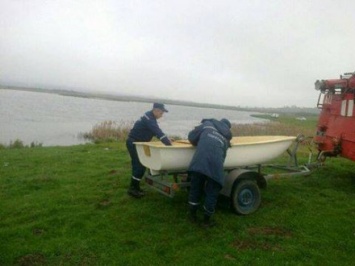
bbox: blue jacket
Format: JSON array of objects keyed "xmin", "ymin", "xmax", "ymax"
[
  {"xmin": 188, "ymin": 119, "xmax": 232, "ymax": 186},
  {"xmin": 128, "ymin": 111, "xmax": 171, "ymax": 145}
]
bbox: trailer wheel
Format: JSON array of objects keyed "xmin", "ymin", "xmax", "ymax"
[{"xmin": 231, "ymin": 179, "xmax": 261, "ymax": 215}]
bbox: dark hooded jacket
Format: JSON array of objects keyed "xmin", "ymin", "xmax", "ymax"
[{"xmin": 188, "ymin": 119, "xmax": 232, "ymax": 186}]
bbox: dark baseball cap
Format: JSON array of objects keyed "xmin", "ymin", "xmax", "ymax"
[{"xmin": 153, "ymin": 103, "xmax": 168, "ymax": 112}]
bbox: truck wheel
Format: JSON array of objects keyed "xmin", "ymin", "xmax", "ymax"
[{"xmin": 231, "ymin": 179, "xmax": 261, "ymax": 215}]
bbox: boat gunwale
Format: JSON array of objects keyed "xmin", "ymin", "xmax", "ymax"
[{"xmin": 134, "ymin": 136, "xmax": 296, "ymax": 149}]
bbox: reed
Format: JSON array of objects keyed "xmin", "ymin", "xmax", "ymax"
[
  {"xmin": 80, "ymin": 120, "xmax": 134, "ymax": 143},
  {"xmin": 2, "ymin": 115, "xmax": 317, "ymax": 148},
  {"xmin": 81, "ymin": 116, "xmax": 317, "ymax": 144},
  {"xmin": 230, "ymin": 116, "xmax": 319, "ymax": 158},
  {"xmin": 231, "ymin": 120, "xmax": 316, "ymax": 138}
]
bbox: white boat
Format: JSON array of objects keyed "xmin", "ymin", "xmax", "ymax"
[{"xmin": 134, "ymin": 135, "xmax": 296, "ymax": 173}]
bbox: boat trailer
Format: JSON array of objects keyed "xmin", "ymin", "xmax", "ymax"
[{"xmin": 144, "ymin": 134, "xmax": 311, "ymax": 215}]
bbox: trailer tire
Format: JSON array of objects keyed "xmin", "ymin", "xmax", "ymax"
[{"xmin": 231, "ymin": 179, "xmax": 261, "ymax": 215}]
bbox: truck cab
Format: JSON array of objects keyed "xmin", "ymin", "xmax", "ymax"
[{"xmin": 314, "ymin": 72, "xmax": 355, "ymax": 161}]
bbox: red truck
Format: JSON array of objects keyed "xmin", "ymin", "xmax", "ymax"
[{"xmin": 314, "ymin": 72, "xmax": 355, "ymax": 162}]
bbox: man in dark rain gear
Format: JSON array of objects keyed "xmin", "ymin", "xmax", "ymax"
[
  {"xmin": 188, "ymin": 118, "xmax": 232, "ymax": 227},
  {"xmin": 126, "ymin": 103, "xmax": 172, "ymax": 198}
]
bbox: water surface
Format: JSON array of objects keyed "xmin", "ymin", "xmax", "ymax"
[{"xmin": 0, "ymin": 89, "xmax": 265, "ymax": 146}]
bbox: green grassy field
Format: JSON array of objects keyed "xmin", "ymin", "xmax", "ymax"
[{"xmin": 1, "ymin": 117, "xmax": 355, "ymax": 265}]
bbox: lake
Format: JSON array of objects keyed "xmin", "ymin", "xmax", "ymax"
[{"xmin": 0, "ymin": 89, "xmax": 266, "ymax": 146}]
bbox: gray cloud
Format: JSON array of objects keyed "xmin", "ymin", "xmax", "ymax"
[{"xmin": 1, "ymin": 0, "xmax": 355, "ymax": 107}]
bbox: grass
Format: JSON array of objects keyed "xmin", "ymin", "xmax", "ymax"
[{"xmin": 1, "ymin": 115, "xmax": 355, "ymax": 265}]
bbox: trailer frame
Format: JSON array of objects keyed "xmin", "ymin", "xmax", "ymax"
[{"xmin": 144, "ymin": 134, "xmax": 311, "ymax": 215}]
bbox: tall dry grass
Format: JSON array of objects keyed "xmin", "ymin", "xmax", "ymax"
[
  {"xmin": 82, "ymin": 118, "xmax": 316, "ymax": 143},
  {"xmin": 80, "ymin": 120, "xmax": 134, "ymax": 143},
  {"xmin": 231, "ymin": 121, "xmax": 315, "ymax": 138}
]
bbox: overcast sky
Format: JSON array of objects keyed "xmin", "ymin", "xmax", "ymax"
[{"xmin": 1, "ymin": 0, "xmax": 354, "ymax": 108}]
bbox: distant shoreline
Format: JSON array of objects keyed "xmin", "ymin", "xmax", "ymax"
[{"xmin": 0, "ymin": 85, "xmax": 319, "ymax": 115}]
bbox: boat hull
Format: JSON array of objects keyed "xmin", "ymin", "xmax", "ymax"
[{"xmin": 134, "ymin": 136, "xmax": 296, "ymax": 172}]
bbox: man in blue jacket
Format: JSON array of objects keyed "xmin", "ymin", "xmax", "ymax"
[
  {"xmin": 126, "ymin": 103, "xmax": 173, "ymax": 198},
  {"xmin": 188, "ymin": 118, "xmax": 232, "ymax": 227}
]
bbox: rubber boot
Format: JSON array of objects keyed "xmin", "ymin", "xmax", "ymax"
[
  {"xmin": 136, "ymin": 180, "xmax": 145, "ymax": 196},
  {"xmin": 188, "ymin": 205, "xmax": 198, "ymax": 223},
  {"xmin": 127, "ymin": 179, "xmax": 143, "ymax": 198},
  {"xmin": 202, "ymin": 214, "xmax": 216, "ymax": 228}
]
